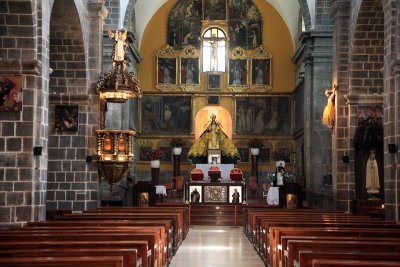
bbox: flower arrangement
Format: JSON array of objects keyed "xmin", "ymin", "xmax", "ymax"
[
  {"xmin": 149, "ymin": 148, "xmax": 164, "ymax": 160},
  {"xmin": 170, "ymin": 137, "xmax": 185, "ymax": 148},
  {"xmin": 247, "ymin": 138, "xmax": 264, "ymax": 148},
  {"xmin": 271, "ymin": 148, "xmax": 290, "ymax": 162}
]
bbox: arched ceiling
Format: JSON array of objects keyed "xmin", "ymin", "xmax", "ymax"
[{"xmin": 133, "ymin": 0, "xmax": 300, "ymax": 49}]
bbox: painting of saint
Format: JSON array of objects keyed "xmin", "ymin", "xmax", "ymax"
[
  {"xmin": 251, "ymin": 59, "xmax": 271, "ymax": 85},
  {"xmin": 140, "ymin": 96, "xmax": 192, "ymax": 134},
  {"xmin": 55, "ymin": 105, "xmax": 79, "ymax": 132},
  {"xmin": 236, "ymin": 96, "xmax": 291, "ymax": 135},
  {"xmin": 229, "ymin": 59, "xmax": 248, "ymax": 86},
  {"xmin": 0, "ymin": 75, "xmax": 22, "ymax": 111},
  {"xmin": 157, "ymin": 58, "xmax": 177, "ymax": 84},
  {"xmin": 181, "ymin": 58, "xmax": 199, "ymax": 84},
  {"xmin": 204, "ymin": 0, "xmax": 226, "ymax": 20}
]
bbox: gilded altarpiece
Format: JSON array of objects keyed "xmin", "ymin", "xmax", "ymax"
[
  {"xmin": 156, "ymin": 45, "xmax": 179, "ymax": 91},
  {"xmin": 228, "ymin": 47, "xmax": 249, "ymax": 92},
  {"xmin": 179, "ymin": 45, "xmax": 201, "ymax": 92}
]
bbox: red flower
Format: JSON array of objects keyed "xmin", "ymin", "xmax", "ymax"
[{"xmin": 150, "ymin": 148, "xmax": 164, "ymax": 160}]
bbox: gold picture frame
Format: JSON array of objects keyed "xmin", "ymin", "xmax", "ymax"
[
  {"xmin": 179, "ymin": 45, "xmax": 201, "ymax": 92},
  {"xmin": 227, "ymin": 46, "xmax": 249, "ymax": 92},
  {"xmin": 207, "ymin": 73, "xmax": 221, "ymax": 91},
  {"xmin": 250, "ymin": 46, "xmax": 272, "ymax": 92},
  {"xmin": 156, "ymin": 45, "xmax": 179, "ymax": 92}
]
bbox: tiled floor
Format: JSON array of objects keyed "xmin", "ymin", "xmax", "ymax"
[{"xmin": 169, "ymin": 225, "xmax": 265, "ymax": 267}]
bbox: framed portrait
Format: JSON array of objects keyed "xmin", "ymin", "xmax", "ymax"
[
  {"xmin": 250, "ymin": 46, "xmax": 273, "ymax": 92},
  {"xmin": 258, "ymin": 147, "xmax": 271, "ymax": 163},
  {"xmin": 180, "ymin": 58, "xmax": 199, "ymax": 85},
  {"xmin": 156, "ymin": 45, "xmax": 178, "ymax": 91},
  {"xmin": 207, "ymin": 95, "xmax": 219, "ymax": 105},
  {"xmin": 0, "ymin": 74, "xmax": 22, "ymax": 111},
  {"xmin": 208, "ymin": 74, "xmax": 221, "ymax": 91},
  {"xmin": 238, "ymin": 147, "xmax": 249, "ymax": 163},
  {"xmin": 251, "ymin": 58, "xmax": 271, "ymax": 85},
  {"xmin": 138, "ymin": 192, "xmax": 149, "ymax": 207},
  {"xmin": 228, "ymin": 59, "xmax": 248, "ymax": 86},
  {"xmin": 157, "ymin": 58, "xmax": 177, "ymax": 84},
  {"xmin": 140, "ymin": 95, "xmax": 192, "ymax": 134},
  {"xmin": 229, "ymin": 185, "xmax": 242, "ymax": 204},
  {"xmin": 55, "ymin": 105, "xmax": 78, "ymax": 131},
  {"xmin": 139, "ymin": 146, "xmax": 152, "ymax": 161},
  {"xmin": 159, "ymin": 146, "xmax": 172, "ymax": 162},
  {"xmin": 189, "ymin": 185, "xmax": 202, "ymax": 203},
  {"xmin": 235, "ymin": 96, "xmax": 291, "ymax": 135},
  {"xmin": 179, "ymin": 45, "xmax": 201, "ymax": 91},
  {"xmin": 203, "ymin": 0, "xmax": 227, "ymax": 20}
]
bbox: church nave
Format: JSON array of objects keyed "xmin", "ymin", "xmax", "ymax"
[{"xmin": 169, "ymin": 225, "xmax": 264, "ymax": 267}]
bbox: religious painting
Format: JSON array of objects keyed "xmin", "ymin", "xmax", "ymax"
[
  {"xmin": 189, "ymin": 185, "xmax": 202, "ymax": 203},
  {"xmin": 250, "ymin": 46, "xmax": 273, "ymax": 92},
  {"xmin": 138, "ymin": 192, "xmax": 149, "ymax": 207},
  {"xmin": 251, "ymin": 59, "xmax": 271, "ymax": 85},
  {"xmin": 228, "ymin": 59, "xmax": 248, "ymax": 86},
  {"xmin": 357, "ymin": 105, "xmax": 383, "ymax": 121},
  {"xmin": 180, "ymin": 58, "xmax": 199, "ymax": 85},
  {"xmin": 55, "ymin": 105, "xmax": 78, "ymax": 132},
  {"xmin": 207, "ymin": 95, "xmax": 219, "ymax": 105},
  {"xmin": 157, "ymin": 58, "xmax": 177, "ymax": 85},
  {"xmin": 0, "ymin": 74, "xmax": 22, "ymax": 111},
  {"xmin": 140, "ymin": 95, "xmax": 192, "ymax": 134},
  {"xmin": 238, "ymin": 147, "xmax": 249, "ymax": 163},
  {"xmin": 229, "ymin": 185, "xmax": 242, "ymax": 204},
  {"xmin": 235, "ymin": 96, "xmax": 291, "ymax": 135},
  {"xmin": 203, "ymin": 0, "xmax": 227, "ymax": 20},
  {"xmin": 167, "ymin": 0, "xmax": 202, "ymax": 49},
  {"xmin": 179, "ymin": 45, "xmax": 201, "ymax": 91},
  {"xmin": 208, "ymin": 74, "xmax": 221, "ymax": 91},
  {"xmin": 258, "ymin": 147, "xmax": 271, "ymax": 163},
  {"xmin": 159, "ymin": 146, "xmax": 172, "ymax": 162},
  {"xmin": 139, "ymin": 146, "xmax": 152, "ymax": 161},
  {"xmin": 228, "ymin": 0, "xmax": 263, "ymax": 49}
]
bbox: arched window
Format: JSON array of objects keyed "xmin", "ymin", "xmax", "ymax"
[{"xmin": 202, "ymin": 27, "xmax": 226, "ymax": 72}]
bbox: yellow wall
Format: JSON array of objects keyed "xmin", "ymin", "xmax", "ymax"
[
  {"xmin": 138, "ymin": 0, "xmax": 295, "ymax": 92},
  {"xmin": 136, "ymin": 0, "xmax": 296, "ymax": 174}
]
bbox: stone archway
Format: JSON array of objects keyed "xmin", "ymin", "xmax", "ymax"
[{"xmin": 348, "ymin": 0, "xmax": 385, "ymax": 201}]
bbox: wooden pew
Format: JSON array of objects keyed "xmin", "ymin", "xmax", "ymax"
[
  {"xmin": 27, "ymin": 220, "xmax": 173, "ymax": 263},
  {"xmin": 0, "ymin": 255, "xmax": 125, "ymax": 267},
  {"xmin": 270, "ymin": 226, "xmax": 400, "ymax": 267},
  {"xmin": 0, "ymin": 229, "xmax": 162, "ymax": 267},
  {"xmin": 297, "ymin": 251, "xmax": 400, "ymax": 267},
  {"xmin": 0, "ymin": 247, "xmax": 140, "ymax": 267},
  {"xmin": 58, "ymin": 212, "xmax": 183, "ymax": 250},
  {"xmin": 286, "ymin": 239, "xmax": 400, "ymax": 267},
  {"xmin": 0, "ymin": 240, "xmax": 150, "ymax": 267},
  {"xmin": 94, "ymin": 206, "xmax": 190, "ymax": 239},
  {"xmin": 311, "ymin": 258, "xmax": 400, "ymax": 267}
]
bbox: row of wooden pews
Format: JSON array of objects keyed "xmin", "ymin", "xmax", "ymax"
[
  {"xmin": 243, "ymin": 207, "xmax": 400, "ymax": 267},
  {"xmin": 0, "ymin": 205, "xmax": 189, "ymax": 267}
]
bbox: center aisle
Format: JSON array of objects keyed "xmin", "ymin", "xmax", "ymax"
[{"xmin": 169, "ymin": 225, "xmax": 265, "ymax": 267}]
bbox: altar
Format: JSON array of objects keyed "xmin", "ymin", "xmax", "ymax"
[
  {"xmin": 195, "ymin": 164, "xmax": 234, "ymax": 181},
  {"xmin": 188, "ymin": 182, "xmax": 244, "ymax": 204}
]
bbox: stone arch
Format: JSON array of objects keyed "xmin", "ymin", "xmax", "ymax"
[
  {"xmin": 47, "ymin": 0, "xmax": 88, "ymax": 211},
  {"xmin": 349, "ymin": 0, "xmax": 385, "ymax": 202},
  {"xmin": 123, "ymin": 0, "xmax": 137, "ymax": 33},
  {"xmin": 297, "ymin": 0, "xmax": 313, "ymax": 31}
]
